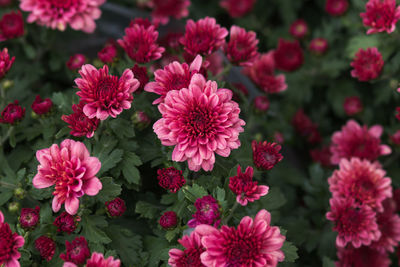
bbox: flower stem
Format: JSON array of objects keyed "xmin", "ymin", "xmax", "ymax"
[{"xmin": 222, "ymin": 201, "xmax": 239, "ymax": 225}]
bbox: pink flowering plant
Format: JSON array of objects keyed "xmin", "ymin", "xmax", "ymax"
[{"xmin": 3, "ymin": 0, "xmax": 400, "ymax": 266}]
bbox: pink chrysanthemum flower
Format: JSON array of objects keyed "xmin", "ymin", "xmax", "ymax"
[
  {"xmin": 147, "ymin": 0, "xmax": 190, "ymax": 25},
  {"xmin": 253, "ymin": 95, "xmax": 270, "ymax": 111},
  {"xmin": 62, "ymin": 102, "xmax": 100, "ymax": 138},
  {"xmin": 0, "ymin": 211, "xmax": 25, "ymax": 267},
  {"xmin": 289, "ymin": 19, "xmax": 308, "ymax": 39},
  {"xmin": 330, "ymin": 120, "xmax": 391, "ymax": 164},
  {"xmin": 343, "ymin": 96, "xmax": 363, "ymax": 116},
  {"xmin": 159, "ymin": 211, "xmax": 178, "ymax": 230},
  {"xmin": 60, "ymin": 236, "xmax": 90, "ymax": 265},
  {"xmin": 350, "ymin": 47, "xmax": 384, "ymax": 82},
  {"xmin": 85, "ymin": 252, "xmax": 121, "ymax": 267},
  {"xmin": 157, "ymin": 167, "xmax": 186, "ymax": 193},
  {"xmin": 229, "ymin": 165, "xmax": 269, "ymax": 206},
  {"xmin": 224, "ymin": 25, "xmax": 259, "ymax": 66},
  {"xmin": 252, "ymin": 140, "xmax": 283, "ymax": 171},
  {"xmin": 325, "ymin": 0, "xmax": 349, "ymax": 16},
  {"xmin": 66, "ymin": 54, "xmax": 86, "ymax": 71},
  {"xmin": 188, "ymin": 195, "xmax": 221, "ymax": 228},
  {"xmin": 32, "ymin": 95, "xmax": 53, "ymax": 115},
  {"xmin": 292, "ymin": 109, "xmax": 321, "ymax": 144},
  {"xmin": 75, "ymin": 64, "xmax": 140, "ymax": 120},
  {"xmin": 54, "ymin": 212, "xmax": 77, "ymax": 234},
  {"xmin": 328, "ymin": 158, "xmax": 392, "ymax": 212},
  {"xmin": 0, "ymin": 11, "xmax": 24, "ymax": 42},
  {"xmin": 35, "ymin": 236, "xmax": 56, "ymax": 261},
  {"xmin": 336, "ymin": 245, "xmax": 391, "ymax": 267},
  {"xmin": 360, "ymin": 0, "xmax": 400, "ymax": 34},
  {"xmin": 19, "ymin": 0, "xmax": 104, "ymax": 33},
  {"xmin": 98, "ymin": 43, "xmax": 117, "ymax": 64},
  {"xmin": 0, "ymin": 100, "xmax": 25, "ymax": 125},
  {"xmin": 326, "ymin": 197, "xmax": 381, "ymax": 248},
  {"xmin": 118, "ymin": 24, "xmax": 165, "ymax": 63},
  {"xmin": 273, "ymin": 38, "xmax": 304, "ymax": 72},
  {"xmin": 33, "ymin": 139, "xmax": 102, "ymax": 215},
  {"xmin": 105, "ymin": 197, "xmax": 126, "ymax": 218},
  {"xmin": 195, "ymin": 209, "xmax": 285, "ymax": 267},
  {"xmin": 180, "ymin": 17, "xmax": 228, "ymax": 57},
  {"xmin": 168, "ymin": 231, "xmax": 205, "ymax": 267},
  {"xmin": 145, "ymin": 55, "xmax": 202, "ymax": 104},
  {"xmin": 153, "ymin": 73, "xmax": 245, "ymax": 172},
  {"xmin": 220, "ymin": 0, "xmax": 256, "ymax": 18},
  {"xmin": 309, "ymin": 38, "xmax": 329, "ymax": 55},
  {"xmin": 19, "ymin": 206, "xmax": 40, "ymax": 230},
  {"xmin": 0, "ymin": 48, "xmax": 15, "ymax": 80},
  {"xmin": 390, "ymin": 130, "xmax": 400, "ymax": 145}
]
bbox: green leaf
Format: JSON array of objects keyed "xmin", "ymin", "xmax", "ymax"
[
  {"xmin": 55, "ymin": 126, "xmax": 70, "ymax": 139},
  {"xmin": 144, "ymin": 236, "xmax": 170, "ymax": 267},
  {"xmin": 81, "ymin": 215, "xmax": 111, "ymax": 244},
  {"xmin": 282, "ymin": 241, "xmax": 298, "ymax": 263},
  {"xmin": 109, "ymin": 118, "xmax": 135, "ymax": 139},
  {"xmin": 260, "ymin": 187, "xmax": 286, "ymax": 210},
  {"xmin": 121, "ymin": 152, "xmax": 142, "ymax": 185},
  {"xmin": 29, "ymin": 187, "xmax": 53, "ymax": 200},
  {"xmin": 135, "ymin": 201, "xmax": 159, "ymax": 219},
  {"xmin": 0, "ymin": 191, "xmax": 13, "ymax": 206},
  {"xmin": 346, "ymin": 35, "xmax": 379, "ymax": 58},
  {"xmin": 165, "ymin": 227, "xmax": 180, "ymax": 242},
  {"xmin": 322, "ymin": 257, "xmax": 336, "ymax": 267},
  {"xmin": 181, "ymin": 184, "xmax": 208, "ymax": 203},
  {"xmin": 214, "ymin": 187, "xmax": 227, "ymax": 210},
  {"xmin": 99, "ymin": 149, "xmax": 123, "ymax": 175},
  {"xmin": 93, "ymin": 136, "xmax": 123, "ymax": 175},
  {"xmin": 95, "ymin": 177, "xmax": 122, "ymax": 202}
]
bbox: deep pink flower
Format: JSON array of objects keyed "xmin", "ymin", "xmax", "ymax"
[
  {"xmin": 343, "ymin": 96, "xmax": 363, "ymax": 116},
  {"xmin": 350, "ymin": 47, "xmax": 384, "ymax": 82},
  {"xmin": 168, "ymin": 231, "xmax": 205, "ymax": 267},
  {"xmin": 148, "ymin": 0, "xmax": 190, "ymax": 25},
  {"xmin": 361, "ymin": 0, "xmax": 400, "ymax": 34},
  {"xmin": 328, "ymin": 158, "xmax": 392, "ymax": 211},
  {"xmin": 180, "ymin": 17, "xmax": 228, "ymax": 57},
  {"xmin": 19, "ymin": 206, "xmax": 40, "ymax": 230},
  {"xmin": 0, "ymin": 211, "xmax": 25, "ymax": 267},
  {"xmin": 188, "ymin": 195, "xmax": 220, "ymax": 228},
  {"xmin": 33, "ymin": 139, "xmax": 102, "ymax": 215},
  {"xmin": 0, "ymin": 11, "xmax": 24, "ymax": 41},
  {"xmin": 62, "ymin": 102, "xmax": 100, "ymax": 138},
  {"xmin": 35, "ymin": 236, "xmax": 56, "ymax": 261},
  {"xmin": 145, "ymin": 55, "xmax": 202, "ymax": 104},
  {"xmin": 31, "ymin": 95, "xmax": 53, "ymax": 115},
  {"xmin": 196, "ymin": 209, "xmax": 285, "ymax": 266},
  {"xmin": 292, "ymin": 109, "xmax": 321, "ymax": 144},
  {"xmin": 325, "ymin": 0, "xmax": 349, "ymax": 16},
  {"xmin": 157, "ymin": 167, "xmax": 186, "ymax": 193},
  {"xmin": 274, "ymin": 39, "xmax": 304, "ymax": 72},
  {"xmin": 85, "ymin": 252, "xmax": 121, "ymax": 267},
  {"xmin": 252, "ymin": 140, "xmax": 283, "ymax": 171},
  {"xmin": 105, "ymin": 197, "xmax": 126, "ymax": 218},
  {"xmin": 75, "ymin": 64, "xmax": 140, "ymax": 120},
  {"xmin": 153, "ymin": 74, "xmax": 245, "ymax": 171},
  {"xmin": 253, "ymin": 95, "xmax": 270, "ymax": 111},
  {"xmin": 118, "ymin": 24, "xmax": 165, "ymax": 63},
  {"xmin": 0, "ymin": 0, "xmax": 12, "ymax": 6},
  {"xmin": 390, "ymin": 130, "xmax": 400, "ymax": 145},
  {"xmin": 98, "ymin": 44, "xmax": 117, "ymax": 64},
  {"xmin": 131, "ymin": 64, "xmax": 149, "ymax": 91},
  {"xmin": 204, "ymin": 52, "xmax": 224, "ymax": 76},
  {"xmin": 229, "ymin": 166, "xmax": 269, "ymax": 206},
  {"xmin": 309, "ymin": 38, "xmax": 329, "ymax": 55},
  {"xmin": 220, "ymin": 0, "xmax": 256, "ymax": 18},
  {"xmin": 129, "ymin": 18, "xmax": 154, "ymax": 29},
  {"xmin": 19, "ymin": 0, "xmax": 105, "ymax": 33},
  {"xmin": 336, "ymin": 245, "xmax": 391, "ymax": 267},
  {"xmin": 159, "ymin": 211, "xmax": 178, "ymax": 229},
  {"xmin": 330, "ymin": 120, "xmax": 391, "ymax": 164},
  {"xmin": 60, "ymin": 236, "xmax": 90, "ymax": 265},
  {"xmin": 54, "ymin": 212, "xmax": 77, "ymax": 234},
  {"xmin": 132, "ymin": 110, "xmax": 151, "ymax": 130},
  {"xmin": 289, "ymin": 19, "xmax": 308, "ymax": 39},
  {"xmin": 310, "ymin": 146, "xmax": 333, "ymax": 167},
  {"xmin": 0, "ymin": 48, "xmax": 15, "ymax": 80},
  {"xmin": 66, "ymin": 54, "xmax": 86, "ymax": 71},
  {"xmin": 326, "ymin": 197, "xmax": 381, "ymax": 248},
  {"xmin": 0, "ymin": 100, "xmax": 25, "ymax": 124},
  {"xmin": 224, "ymin": 25, "xmax": 259, "ymax": 66}
]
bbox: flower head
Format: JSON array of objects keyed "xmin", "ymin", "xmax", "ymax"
[
  {"xmin": 159, "ymin": 211, "xmax": 178, "ymax": 229},
  {"xmin": 19, "ymin": 206, "xmax": 40, "ymax": 230},
  {"xmin": 350, "ymin": 47, "xmax": 384, "ymax": 82},
  {"xmin": 62, "ymin": 102, "xmax": 100, "ymax": 138},
  {"xmin": 289, "ymin": 19, "xmax": 308, "ymax": 39},
  {"xmin": 85, "ymin": 252, "xmax": 121, "ymax": 267},
  {"xmin": 33, "ymin": 139, "xmax": 102, "ymax": 215},
  {"xmin": 35, "ymin": 236, "xmax": 56, "ymax": 261},
  {"xmin": 145, "ymin": 55, "xmax": 202, "ymax": 104},
  {"xmin": 252, "ymin": 140, "xmax": 283, "ymax": 171},
  {"xmin": 0, "ymin": 0, "xmax": 12, "ymax": 6},
  {"xmin": 132, "ymin": 110, "xmax": 151, "ymax": 130},
  {"xmin": 253, "ymin": 95, "xmax": 270, "ymax": 111},
  {"xmin": 292, "ymin": 109, "xmax": 321, "ymax": 144},
  {"xmin": 390, "ymin": 130, "xmax": 400, "ymax": 145},
  {"xmin": 328, "ymin": 158, "xmax": 392, "ymax": 211},
  {"xmin": 66, "ymin": 54, "xmax": 86, "ymax": 71},
  {"xmin": 54, "ymin": 212, "xmax": 77, "ymax": 234},
  {"xmin": 98, "ymin": 43, "xmax": 117, "ymax": 64},
  {"xmin": 19, "ymin": 0, "xmax": 105, "ymax": 33},
  {"xmin": 330, "ymin": 120, "xmax": 391, "ymax": 164},
  {"xmin": 229, "ymin": 166, "xmax": 269, "ymax": 206},
  {"xmin": 157, "ymin": 167, "xmax": 186, "ymax": 193},
  {"xmin": 75, "ymin": 64, "xmax": 140, "ymax": 120},
  {"xmin": 360, "ymin": 0, "xmax": 400, "ymax": 34},
  {"xmin": 224, "ymin": 25, "xmax": 259, "ymax": 66},
  {"xmin": 0, "ymin": 211, "xmax": 25, "ymax": 267},
  {"xmin": 148, "ymin": 0, "xmax": 190, "ymax": 25},
  {"xmin": 196, "ymin": 209, "xmax": 285, "ymax": 266},
  {"xmin": 343, "ymin": 96, "xmax": 363, "ymax": 116},
  {"xmin": 0, "ymin": 11, "xmax": 24, "ymax": 41},
  {"xmin": 131, "ymin": 64, "xmax": 149, "ymax": 91},
  {"xmin": 60, "ymin": 236, "xmax": 90, "ymax": 265},
  {"xmin": 188, "ymin": 195, "xmax": 220, "ymax": 228},
  {"xmin": 168, "ymin": 231, "xmax": 205, "ymax": 267},
  {"xmin": 326, "ymin": 197, "xmax": 381, "ymax": 248},
  {"xmin": 325, "ymin": 0, "xmax": 349, "ymax": 16},
  {"xmin": 0, "ymin": 48, "xmax": 15, "ymax": 80},
  {"xmin": 118, "ymin": 24, "xmax": 165, "ymax": 63},
  {"xmin": 105, "ymin": 197, "xmax": 126, "ymax": 218},
  {"xmin": 336, "ymin": 245, "xmax": 391, "ymax": 267},
  {"xmin": 180, "ymin": 17, "xmax": 228, "ymax": 57},
  {"xmin": 274, "ymin": 38, "xmax": 304, "ymax": 72},
  {"xmin": 31, "ymin": 95, "xmax": 53, "ymax": 115},
  {"xmin": 0, "ymin": 100, "xmax": 25, "ymax": 124},
  {"xmin": 309, "ymin": 38, "xmax": 329, "ymax": 55},
  {"xmin": 220, "ymin": 0, "xmax": 256, "ymax": 18}
]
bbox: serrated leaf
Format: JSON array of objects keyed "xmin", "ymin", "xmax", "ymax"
[
  {"xmin": 260, "ymin": 187, "xmax": 286, "ymax": 210},
  {"xmin": 346, "ymin": 35, "xmax": 379, "ymax": 58},
  {"xmin": 99, "ymin": 149, "xmax": 123, "ymax": 175},
  {"xmin": 121, "ymin": 152, "xmax": 142, "ymax": 185},
  {"xmin": 81, "ymin": 215, "xmax": 111, "ymax": 244},
  {"xmin": 135, "ymin": 201, "xmax": 159, "ymax": 219},
  {"xmin": 0, "ymin": 191, "xmax": 13, "ymax": 206},
  {"xmin": 95, "ymin": 177, "xmax": 122, "ymax": 202},
  {"xmin": 29, "ymin": 187, "xmax": 53, "ymax": 200},
  {"xmin": 165, "ymin": 227, "xmax": 180, "ymax": 242},
  {"xmin": 109, "ymin": 118, "xmax": 135, "ymax": 139},
  {"xmin": 282, "ymin": 241, "xmax": 298, "ymax": 263},
  {"xmin": 214, "ymin": 187, "xmax": 227, "ymax": 210},
  {"xmin": 182, "ymin": 184, "xmax": 208, "ymax": 203}
]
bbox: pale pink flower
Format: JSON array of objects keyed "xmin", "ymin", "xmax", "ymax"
[{"xmin": 33, "ymin": 139, "xmax": 102, "ymax": 215}]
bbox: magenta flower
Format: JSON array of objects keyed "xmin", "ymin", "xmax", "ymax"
[
  {"xmin": 224, "ymin": 25, "xmax": 259, "ymax": 66},
  {"xmin": 148, "ymin": 0, "xmax": 190, "ymax": 25},
  {"xmin": 153, "ymin": 73, "xmax": 245, "ymax": 171},
  {"xmin": 33, "ymin": 139, "xmax": 102, "ymax": 215},
  {"xmin": 188, "ymin": 195, "xmax": 221, "ymax": 228},
  {"xmin": 168, "ymin": 231, "xmax": 205, "ymax": 267},
  {"xmin": 360, "ymin": 0, "xmax": 400, "ymax": 34},
  {"xmin": 75, "ymin": 64, "xmax": 140, "ymax": 121},
  {"xmin": 86, "ymin": 252, "xmax": 121, "ymax": 267},
  {"xmin": 0, "ymin": 211, "xmax": 25, "ymax": 267}
]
